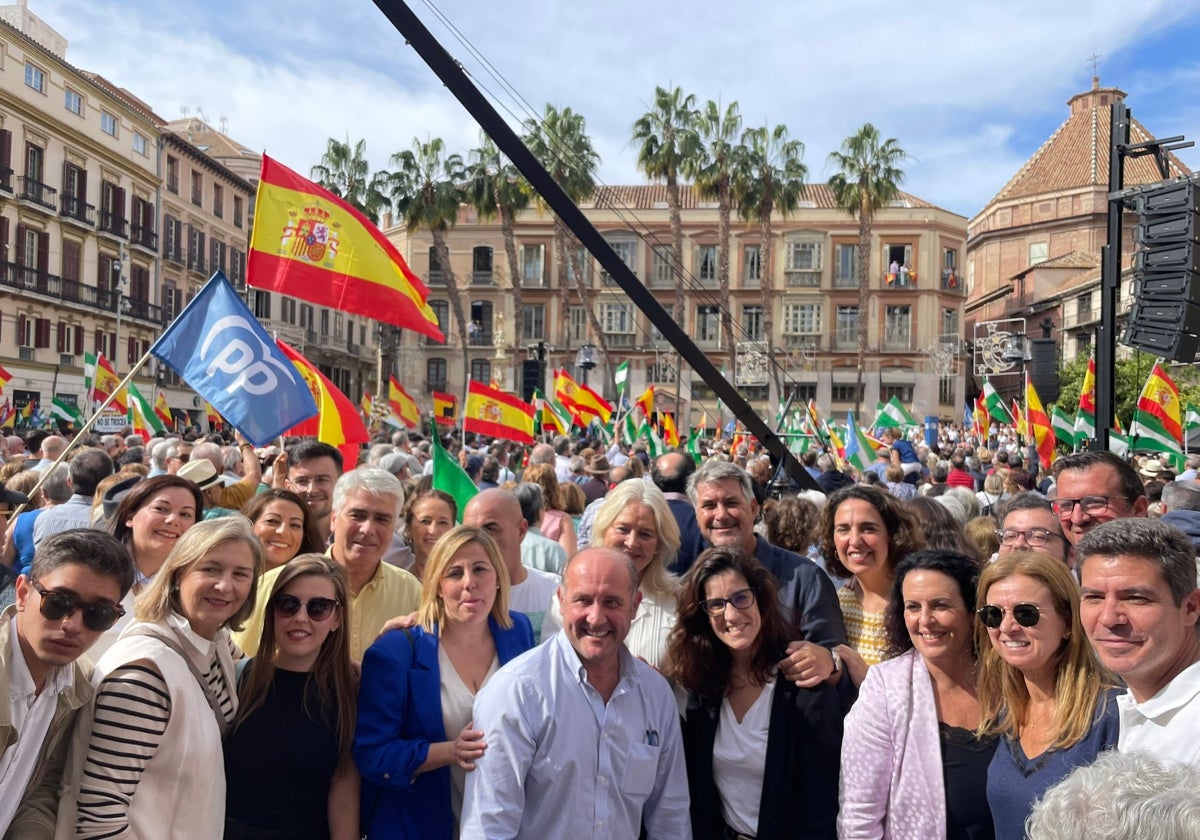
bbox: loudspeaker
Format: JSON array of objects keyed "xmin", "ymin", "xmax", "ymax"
[
  {"xmin": 520, "ymin": 359, "xmax": 544, "ymax": 403},
  {"xmin": 1122, "ymin": 323, "xmax": 1200, "ymax": 360},
  {"xmin": 1028, "ymin": 338, "xmax": 1059, "ymax": 404}
]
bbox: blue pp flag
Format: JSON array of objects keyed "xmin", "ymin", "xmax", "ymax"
[{"xmin": 150, "ymin": 272, "xmax": 318, "ymax": 446}]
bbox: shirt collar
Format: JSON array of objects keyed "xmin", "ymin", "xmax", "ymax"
[
  {"xmin": 8, "ymin": 615, "xmax": 73, "ymax": 700},
  {"xmin": 552, "ymin": 628, "xmax": 638, "ymax": 690},
  {"xmin": 166, "ymin": 611, "xmax": 215, "ymax": 656},
  {"xmin": 1124, "ymin": 658, "xmax": 1200, "ymax": 717}
]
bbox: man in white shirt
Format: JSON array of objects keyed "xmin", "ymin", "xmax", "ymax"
[
  {"xmin": 1077, "ymin": 518, "xmax": 1200, "ymax": 764},
  {"xmin": 463, "ymin": 489, "xmax": 559, "ymax": 643},
  {"xmin": 0, "ymin": 529, "xmax": 134, "ymax": 836},
  {"xmin": 461, "ymin": 547, "xmax": 690, "ymax": 839}
]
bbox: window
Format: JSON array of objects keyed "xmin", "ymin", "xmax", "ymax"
[
  {"xmin": 520, "ymin": 243, "xmax": 544, "ymax": 286},
  {"xmin": 646, "ymin": 360, "xmax": 676, "ymax": 383},
  {"xmin": 943, "ymin": 247, "xmax": 958, "ymax": 270},
  {"xmin": 885, "ymin": 305, "xmax": 912, "ymax": 349},
  {"xmin": 939, "ymin": 379, "xmax": 955, "ymax": 405},
  {"xmin": 831, "ymin": 384, "xmax": 863, "ymax": 403},
  {"xmin": 233, "ymin": 195, "xmax": 244, "ymax": 228},
  {"xmin": 472, "ymin": 245, "xmax": 493, "ymax": 284},
  {"xmin": 651, "ymin": 245, "xmax": 673, "ymax": 288},
  {"xmin": 1077, "ymin": 292, "xmax": 1093, "ymax": 322},
  {"xmin": 64, "ymin": 88, "xmax": 82, "ymax": 116},
  {"xmin": 743, "ymin": 245, "xmax": 761, "ymax": 286},
  {"xmin": 427, "ymin": 358, "xmax": 447, "ymax": 390},
  {"xmin": 697, "ymin": 245, "xmax": 717, "ymax": 284},
  {"xmin": 132, "ymin": 133, "xmax": 147, "ymax": 156},
  {"xmin": 62, "ymin": 239, "xmax": 81, "ymax": 283},
  {"xmin": 471, "ymin": 359, "xmax": 491, "ymax": 383},
  {"xmin": 695, "ymin": 305, "xmax": 721, "ymax": 344},
  {"xmin": 566, "ymin": 245, "xmax": 590, "ymax": 285},
  {"xmin": 600, "ymin": 303, "xmax": 633, "ymax": 334},
  {"xmin": 883, "ymin": 243, "xmax": 915, "ymax": 286},
  {"xmin": 249, "ymin": 290, "xmax": 271, "ymax": 320},
  {"xmin": 281, "ymin": 297, "xmax": 297, "ymax": 325},
  {"xmin": 783, "ymin": 303, "xmax": 821, "ymax": 334},
  {"xmin": 428, "ymin": 300, "xmax": 449, "ymax": 338},
  {"xmin": 469, "ymin": 301, "xmax": 493, "ymax": 342},
  {"xmin": 568, "ymin": 306, "xmax": 588, "ymax": 343},
  {"xmin": 943, "ymin": 308, "xmax": 958, "ymax": 336},
  {"xmin": 603, "ymin": 238, "xmax": 637, "ymax": 285},
  {"xmin": 522, "ymin": 304, "xmax": 545, "ymax": 341},
  {"xmin": 785, "ymin": 236, "xmax": 822, "ymax": 286},
  {"xmin": 320, "ymin": 309, "xmax": 330, "ymax": 336},
  {"xmin": 26, "ymin": 143, "xmax": 44, "ymax": 182},
  {"xmin": 166, "ymin": 156, "xmax": 179, "ymax": 193},
  {"xmin": 1028, "ymin": 242, "xmax": 1048, "ymax": 266},
  {"xmin": 835, "ymin": 305, "xmax": 859, "ymax": 350},
  {"xmin": 834, "ymin": 244, "xmax": 856, "ymax": 283},
  {"xmin": 783, "ymin": 384, "xmax": 817, "ymax": 405},
  {"xmin": 741, "ymin": 305, "xmax": 763, "ymax": 341},
  {"xmin": 212, "ymin": 184, "xmax": 223, "ymax": 218},
  {"xmin": 24, "ymin": 62, "xmax": 45, "ymax": 93},
  {"xmin": 299, "ymin": 304, "xmax": 314, "ymax": 329},
  {"xmin": 881, "ymin": 385, "xmax": 913, "ymax": 404},
  {"xmin": 191, "ymin": 170, "xmax": 203, "ymax": 206},
  {"xmin": 100, "ymin": 111, "xmax": 118, "ymax": 137}
]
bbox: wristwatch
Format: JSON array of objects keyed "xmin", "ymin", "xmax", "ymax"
[{"xmin": 830, "ymin": 649, "xmax": 842, "ymax": 676}]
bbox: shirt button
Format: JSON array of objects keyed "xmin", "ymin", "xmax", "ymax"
[{"xmin": 383, "ymin": 773, "xmax": 391, "ymax": 780}]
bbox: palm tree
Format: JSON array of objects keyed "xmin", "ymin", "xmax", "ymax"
[
  {"xmin": 736, "ymin": 123, "xmax": 808, "ymax": 405},
  {"xmin": 684, "ymin": 100, "xmax": 743, "ymax": 363},
  {"xmin": 522, "ymin": 104, "xmax": 606, "ymax": 367},
  {"xmin": 310, "ymin": 137, "xmax": 389, "ymax": 222},
  {"xmin": 464, "ymin": 136, "xmax": 531, "ymax": 343},
  {"xmin": 828, "ymin": 123, "xmax": 907, "ymax": 416},
  {"xmin": 633, "ymin": 85, "xmax": 700, "ymax": 415},
  {"xmin": 385, "ymin": 137, "xmax": 469, "ymax": 394}
]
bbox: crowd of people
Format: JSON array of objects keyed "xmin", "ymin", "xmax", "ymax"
[{"xmin": 0, "ymin": 419, "xmax": 1198, "ymax": 839}]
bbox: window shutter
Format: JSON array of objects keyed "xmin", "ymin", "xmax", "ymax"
[
  {"xmin": 74, "ymin": 325, "xmax": 84, "ymax": 355},
  {"xmin": 14, "ymin": 223, "xmax": 25, "ymax": 267},
  {"xmin": 0, "ymin": 217, "xmax": 9, "ymax": 260},
  {"xmin": 61, "ymin": 159, "xmax": 70, "ymax": 193},
  {"xmin": 56, "ymin": 321, "xmax": 65, "ymax": 352},
  {"xmin": 35, "ymin": 318, "xmax": 50, "ymax": 349},
  {"xmin": 116, "ymin": 186, "xmax": 127, "ymax": 220},
  {"xmin": 0, "ymin": 129, "xmax": 11, "ymax": 169},
  {"xmin": 77, "ymin": 167, "xmax": 86, "ymax": 202},
  {"xmin": 18, "ymin": 315, "xmax": 26, "ymax": 346},
  {"xmin": 37, "ymin": 231, "xmax": 48, "ymax": 273},
  {"xmin": 109, "ymin": 332, "xmax": 116, "ymax": 356},
  {"xmin": 128, "ymin": 335, "xmax": 136, "ymax": 366}
]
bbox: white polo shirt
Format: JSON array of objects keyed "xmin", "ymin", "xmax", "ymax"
[{"xmin": 1117, "ymin": 658, "xmax": 1200, "ymax": 765}]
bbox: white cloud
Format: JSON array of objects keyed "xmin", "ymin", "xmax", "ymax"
[{"xmin": 30, "ymin": 0, "xmax": 1200, "ymax": 216}]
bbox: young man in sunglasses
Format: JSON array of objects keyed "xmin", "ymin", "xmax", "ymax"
[
  {"xmin": 1076, "ymin": 518, "xmax": 1200, "ymax": 765},
  {"xmin": 0, "ymin": 529, "xmax": 134, "ymax": 836}
]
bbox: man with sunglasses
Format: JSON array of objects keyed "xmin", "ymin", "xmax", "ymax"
[
  {"xmin": 0, "ymin": 529, "xmax": 134, "ymax": 836},
  {"xmin": 1076, "ymin": 518, "xmax": 1200, "ymax": 765},
  {"xmin": 1050, "ymin": 451, "xmax": 1148, "ymax": 546},
  {"xmin": 996, "ymin": 492, "xmax": 1072, "ymax": 565}
]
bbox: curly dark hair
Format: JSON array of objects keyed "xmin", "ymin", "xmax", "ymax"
[
  {"xmin": 762, "ymin": 496, "xmax": 821, "ymax": 554},
  {"xmin": 882, "ymin": 548, "xmax": 984, "ymax": 659},
  {"xmin": 663, "ymin": 545, "xmax": 794, "ymax": 700},
  {"xmin": 906, "ymin": 496, "xmax": 982, "ymax": 562},
  {"xmin": 819, "ymin": 485, "xmax": 925, "ymax": 579}
]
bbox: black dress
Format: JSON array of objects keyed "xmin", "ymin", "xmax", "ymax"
[
  {"xmin": 939, "ymin": 722, "xmax": 999, "ymax": 840},
  {"xmin": 224, "ymin": 664, "xmax": 342, "ymax": 840}
]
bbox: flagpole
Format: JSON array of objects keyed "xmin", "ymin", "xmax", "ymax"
[{"xmin": 10, "ymin": 345, "xmax": 157, "ymax": 518}]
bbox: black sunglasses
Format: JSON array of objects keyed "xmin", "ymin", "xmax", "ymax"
[
  {"xmin": 700, "ymin": 588, "xmax": 755, "ymax": 617},
  {"xmin": 30, "ymin": 579, "xmax": 125, "ymax": 632},
  {"xmin": 977, "ymin": 603, "xmax": 1042, "ymax": 629},
  {"xmin": 273, "ymin": 594, "xmax": 340, "ymax": 622}
]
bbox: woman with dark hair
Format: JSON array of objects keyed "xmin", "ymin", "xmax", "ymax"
[
  {"xmin": 224, "ymin": 554, "xmax": 361, "ymax": 839},
  {"xmin": 354, "ymin": 525, "xmax": 534, "ymax": 839},
  {"xmin": 819, "ymin": 485, "xmax": 924, "ymax": 687},
  {"xmin": 976, "ymin": 552, "xmax": 1118, "ymax": 839},
  {"xmin": 761, "ymin": 495, "xmax": 822, "ymax": 556},
  {"xmin": 92, "ymin": 474, "xmax": 204, "ymax": 659},
  {"xmin": 666, "ymin": 545, "xmax": 841, "ymax": 840},
  {"xmin": 399, "ymin": 485, "xmax": 457, "ymax": 581},
  {"xmin": 907, "ymin": 495, "xmax": 982, "ymax": 561},
  {"xmin": 840, "ymin": 549, "xmax": 996, "ymax": 840},
  {"xmin": 242, "ymin": 488, "xmax": 324, "ymax": 569}
]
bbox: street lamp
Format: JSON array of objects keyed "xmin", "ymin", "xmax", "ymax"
[
  {"xmin": 112, "ymin": 244, "xmax": 129, "ymax": 372},
  {"xmin": 575, "ymin": 342, "xmax": 597, "ymax": 386}
]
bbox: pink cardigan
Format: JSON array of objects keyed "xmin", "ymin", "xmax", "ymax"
[{"xmin": 839, "ymin": 649, "xmax": 947, "ymax": 840}]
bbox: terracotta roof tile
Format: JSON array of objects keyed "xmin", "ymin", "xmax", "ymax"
[
  {"xmin": 981, "ymin": 83, "xmax": 1190, "ymax": 211},
  {"xmin": 1012, "ymin": 250, "xmax": 1102, "ymax": 278},
  {"xmin": 1055, "ymin": 266, "xmax": 1102, "ymax": 294},
  {"xmin": 587, "ymin": 183, "xmax": 942, "ymax": 213}
]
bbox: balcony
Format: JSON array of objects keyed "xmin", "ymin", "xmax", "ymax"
[
  {"xmin": 882, "ymin": 270, "xmax": 917, "ymax": 289},
  {"xmin": 426, "ymin": 379, "xmax": 448, "ymax": 393},
  {"xmin": 99, "ymin": 210, "xmax": 128, "ymax": 239},
  {"xmin": 427, "ymin": 270, "xmax": 445, "ymax": 285},
  {"xmin": 164, "ymin": 243, "xmax": 184, "ymax": 265},
  {"xmin": 743, "ymin": 273, "xmax": 762, "ymax": 290},
  {"xmin": 131, "ymin": 224, "xmax": 158, "ymax": 251},
  {"xmin": 1063, "ymin": 304, "xmax": 1101, "ymax": 329},
  {"xmin": 60, "ymin": 194, "xmax": 95, "ymax": 227},
  {"xmin": 884, "ymin": 330, "xmax": 913, "ymax": 351},
  {"xmin": 940, "ymin": 269, "xmax": 963, "ymax": 293},
  {"xmin": 783, "ymin": 334, "xmax": 823, "ymax": 351},
  {"xmin": 0, "ymin": 262, "xmax": 160, "ymax": 323},
  {"xmin": 468, "ymin": 330, "xmax": 493, "ymax": 346},
  {"xmin": 604, "ymin": 333, "xmax": 634, "ymax": 347},
  {"xmin": 347, "ymin": 341, "xmax": 360, "ymax": 356},
  {"xmin": 832, "ymin": 272, "xmax": 858, "ymax": 289},
  {"xmin": 17, "ymin": 177, "xmax": 56, "ymax": 211},
  {"xmin": 785, "ymin": 269, "xmax": 821, "ymax": 288},
  {"xmin": 187, "ymin": 254, "xmax": 207, "ymax": 276},
  {"xmin": 471, "ymin": 270, "xmax": 494, "ymax": 286},
  {"xmin": 305, "ymin": 328, "xmax": 319, "ymax": 344},
  {"xmin": 520, "ymin": 272, "xmax": 545, "ymax": 288},
  {"xmin": 0, "ymin": 166, "xmax": 12, "ymax": 193},
  {"xmin": 833, "ymin": 331, "xmax": 858, "ymax": 352}
]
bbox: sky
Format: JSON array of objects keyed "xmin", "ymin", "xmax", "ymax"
[{"xmin": 30, "ymin": 0, "xmax": 1200, "ymax": 220}]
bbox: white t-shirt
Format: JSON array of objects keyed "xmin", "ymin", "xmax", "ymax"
[
  {"xmin": 1117, "ymin": 659, "xmax": 1200, "ymax": 765},
  {"xmin": 509, "ymin": 566, "xmax": 560, "ymax": 643},
  {"xmin": 713, "ymin": 677, "xmax": 774, "ymax": 836}
]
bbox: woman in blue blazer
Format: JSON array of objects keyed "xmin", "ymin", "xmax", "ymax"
[{"xmin": 354, "ymin": 525, "xmax": 534, "ymax": 839}]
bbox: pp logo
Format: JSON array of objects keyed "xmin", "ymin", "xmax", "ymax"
[{"xmin": 200, "ymin": 315, "xmax": 298, "ymax": 395}]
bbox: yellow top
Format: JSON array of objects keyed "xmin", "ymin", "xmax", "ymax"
[{"xmin": 838, "ymin": 583, "xmax": 888, "ymax": 667}]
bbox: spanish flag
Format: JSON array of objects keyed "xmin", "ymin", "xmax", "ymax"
[
  {"xmin": 278, "ymin": 340, "xmax": 369, "ymax": 469},
  {"xmin": 635, "ymin": 386, "xmax": 655, "ymax": 419},
  {"xmin": 432, "ymin": 391, "xmax": 457, "ymax": 427},
  {"xmin": 660, "ymin": 411, "xmax": 679, "ymax": 447},
  {"xmin": 388, "ymin": 376, "xmax": 420, "ymax": 429},
  {"xmin": 247, "ymin": 155, "xmax": 443, "ymax": 341},
  {"xmin": 92, "ymin": 353, "xmax": 127, "ymax": 413},
  {"xmin": 153, "ymin": 391, "xmax": 173, "ymax": 428},
  {"xmin": 553, "ymin": 368, "xmax": 613, "ymax": 424},
  {"xmin": 1025, "ymin": 374, "xmax": 1056, "ymax": 469},
  {"xmin": 464, "ymin": 380, "xmax": 534, "ymax": 444},
  {"xmin": 0, "ymin": 362, "xmax": 10, "ymax": 391}
]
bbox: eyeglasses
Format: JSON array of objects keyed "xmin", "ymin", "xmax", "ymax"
[
  {"xmin": 977, "ymin": 603, "xmax": 1042, "ymax": 629},
  {"xmin": 995, "ymin": 528, "xmax": 1062, "ymax": 547},
  {"xmin": 699, "ymin": 588, "xmax": 755, "ymax": 617},
  {"xmin": 29, "ymin": 579, "xmax": 125, "ymax": 632},
  {"xmin": 273, "ymin": 594, "xmax": 340, "ymax": 622},
  {"xmin": 1051, "ymin": 495, "xmax": 1119, "ymax": 516},
  {"xmin": 170, "ymin": 453, "xmax": 190, "ymax": 463},
  {"xmin": 290, "ymin": 476, "xmax": 335, "ymax": 490}
]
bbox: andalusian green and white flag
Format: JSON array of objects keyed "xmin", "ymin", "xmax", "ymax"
[
  {"xmin": 686, "ymin": 428, "xmax": 702, "ymax": 463},
  {"xmin": 50, "ymin": 397, "xmax": 84, "ymax": 427},
  {"xmin": 1186, "ymin": 403, "xmax": 1200, "ymax": 432},
  {"xmin": 614, "ymin": 360, "xmax": 629, "ymax": 395},
  {"xmin": 981, "ymin": 378, "xmax": 1011, "ymax": 423},
  {"xmin": 127, "ymin": 383, "xmax": 166, "ymax": 436},
  {"xmin": 1050, "ymin": 404, "xmax": 1076, "ymax": 450},
  {"xmin": 622, "ymin": 412, "xmax": 638, "ymax": 444},
  {"xmin": 844, "ymin": 412, "xmax": 878, "ymax": 473},
  {"xmin": 639, "ymin": 420, "xmax": 664, "ymax": 458},
  {"xmin": 875, "ymin": 396, "xmax": 919, "ymax": 429},
  {"xmin": 83, "ymin": 351, "xmax": 97, "ymax": 393}
]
